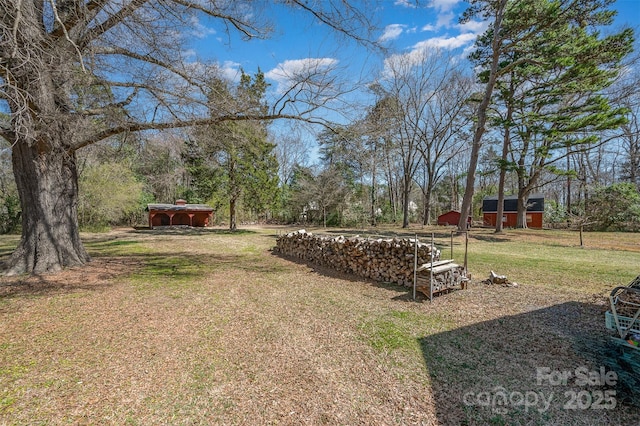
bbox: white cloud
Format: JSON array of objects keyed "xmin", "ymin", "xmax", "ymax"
[
  {"xmin": 420, "ymin": 6, "xmax": 456, "ymax": 32},
  {"xmin": 379, "ymin": 24, "xmax": 406, "ymax": 42},
  {"xmin": 417, "ymin": 0, "xmax": 463, "ymax": 32},
  {"xmin": 265, "ymin": 58, "xmax": 339, "ymax": 92},
  {"xmin": 436, "ymin": 11, "xmax": 455, "ymax": 28},
  {"xmin": 220, "ymin": 61, "xmax": 242, "ymax": 82},
  {"xmin": 394, "ymin": 0, "xmax": 417, "ymax": 8},
  {"xmin": 429, "ymin": 0, "xmax": 462, "ymax": 12},
  {"xmin": 189, "ymin": 15, "xmax": 216, "ymax": 39},
  {"xmin": 413, "ymin": 32, "xmax": 478, "ymax": 50},
  {"xmin": 457, "ymin": 19, "xmax": 488, "ymax": 34},
  {"xmin": 182, "ymin": 49, "xmax": 197, "ymax": 59}
]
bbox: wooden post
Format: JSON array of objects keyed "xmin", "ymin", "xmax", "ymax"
[
  {"xmin": 413, "ymin": 234, "xmax": 418, "ymax": 301},
  {"xmin": 464, "ymin": 231, "xmax": 468, "ymax": 275},
  {"xmin": 430, "ymin": 232, "xmax": 434, "ymax": 302},
  {"xmin": 450, "ymin": 230, "xmax": 454, "ymax": 260},
  {"xmin": 580, "ymin": 224, "xmax": 584, "ymax": 247}
]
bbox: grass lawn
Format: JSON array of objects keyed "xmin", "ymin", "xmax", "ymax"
[{"xmin": 1, "ymin": 225, "xmax": 639, "ymax": 425}]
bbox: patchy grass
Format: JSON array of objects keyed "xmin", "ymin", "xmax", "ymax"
[
  {"xmin": 0, "ymin": 225, "xmax": 639, "ymax": 425},
  {"xmin": 359, "ymin": 310, "xmax": 454, "ymax": 353},
  {"xmin": 466, "ymin": 237, "xmax": 640, "ymax": 295}
]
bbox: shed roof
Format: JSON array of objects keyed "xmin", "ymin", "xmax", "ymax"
[
  {"xmin": 146, "ymin": 203, "xmax": 214, "ymax": 212},
  {"xmin": 438, "ymin": 210, "xmax": 460, "ymax": 216},
  {"xmin": 482, "ymin": 194, "xmax": 544, "ymax": 213}
]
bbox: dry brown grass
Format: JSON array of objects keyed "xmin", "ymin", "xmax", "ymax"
[{"xmin": 0, "ymin": 226, "xmax": 639, "ymax": 425}]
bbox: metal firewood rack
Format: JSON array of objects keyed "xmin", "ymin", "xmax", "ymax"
[
  {"xmin": 412, "ymin": 231, "xmax": 469, "ymax": 302},
  {"xmin": 606, "ymin": 275, "xmax": 640, "ymax": 340},
  {"xmin": 605, "ymin": 276, "xmax": 640, "ymax": 397}
]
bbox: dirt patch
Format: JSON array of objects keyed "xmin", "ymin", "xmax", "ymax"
[
  {"xmin": 0, "ymin": 257, "xmax": 138, "ymax": 301},
  {"xmin": 0, "ymin": 227, "xmax": 638, "ymax": 425}
]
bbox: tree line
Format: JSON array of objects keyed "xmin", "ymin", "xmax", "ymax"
[{"xmin": 0, "ymin": 0, "xmax": 638, "ymax": 274}]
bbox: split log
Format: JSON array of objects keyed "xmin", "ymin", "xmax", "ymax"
[{"xmin": 275, "ymin": 230, "xmax": 440, "ymax": 286}]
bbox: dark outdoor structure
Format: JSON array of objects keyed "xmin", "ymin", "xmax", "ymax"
[
  {"xmin": 146, "ymin": 199, "xmax": 214, "ymax": 229},
  {"xmin": 482, "ymin": 194, "xmax": 544, "ymax": 229},
  {"xmin": 437, "ymin": 210, "xmax": 471, "ymax": 227}
]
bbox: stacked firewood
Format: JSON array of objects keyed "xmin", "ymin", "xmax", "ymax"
[
  {"xmin": 415, "ymin": 260, "xmax": 468, "ymax": 296},
  {"xmin": 275, "ymin": 230, "xmax": 440, "ymax": 286}
]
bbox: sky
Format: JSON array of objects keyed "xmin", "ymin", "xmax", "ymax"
[
  {"xmin": 197, "ymin": 0, "xmax": 640, "ymax": 82},
  {"xmin": 188, "ymin": 0, "xmax": 640, "ymax": 155}
]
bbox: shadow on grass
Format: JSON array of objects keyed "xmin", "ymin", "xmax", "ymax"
[
  {"xmin": 469, "ymin": 233, "xmax": 511, "ymax": 243},
  {"xmin": 129, "ymin": 226, "xmax": 257, "ymax": 236},
  {"xmin": 271, "ymin": 249, "xmax": 390, "ymax": 288},
  {"xmin": 83, "ymin": 238, "xmax": 150, "ymax": 258},
  {"xmin": 419, "ymin": 301, "xmax": 639, "ymax": 425},
  {"xmin": 0, "ymin": 264, "xmax": 121, "ymax": 302},
  {"xmin": 0, "ymin": 244, "xmax": 283, "ymax": 303},
  {"xmin": 271, "ymin": 250, "xmax": 417, "ymax": 300}
]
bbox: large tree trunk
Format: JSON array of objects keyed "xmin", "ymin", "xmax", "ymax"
[
  {"xmin": 370, "ymin": 153, "xmax": 377, "ymax": 227},
  {"xmin": 229, "ymin": 197, "xmax": 237, "ymax": 230},
  {"xmin": 516, "ymin": 190, "xmax": 530, "ymax": 229},
  {"xmin": 401, "ymin": 175, "xmax": 411, "ymax": 228},
  {"xmin": 422, "ymin": 180, "xmax": 433, "ymax": 226},
  {"xmin": 495, "ymin": 90, "xmax": 514, "ymax": 233},
  {"xmin": 3, "ymin": 5, "xmax": 90, "ymax": 275},
  {"xmin": 6, "ymin": 141, "xmax": 90, "ymax": 275},
  {"xmin": 458, "ymin": 0, "xmax": 508, "ymax": 231}
]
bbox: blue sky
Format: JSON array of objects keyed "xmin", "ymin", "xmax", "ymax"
[
  {"xmin": 187, "ymin": 0, "xmax": 640, "ymax": 154},
  {"xmin": 193, "ymin": 0, "xmax": 640, "ymax": 85}
]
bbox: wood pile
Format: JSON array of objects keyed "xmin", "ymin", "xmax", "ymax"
[
  {"xmin": 416, "ymin": 259, "xmax": 468, "ymax": 296},
  {"xmin": 275, "ymin": 230, "xmax": 440, "ymax": 286}
]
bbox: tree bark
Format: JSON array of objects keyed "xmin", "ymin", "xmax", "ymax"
[
  {"xmin": 370, "ymin": 146, "xmax": 377, "ymax": 227},
  {"xmin": 6, "ymin": 141, "xmax": 90, "ymax": 275},
  {"xmin": 401, "ymin": 175, "xmax": 412, "ymax": 228},
  {"xmin": 458, "ymin": 0, "xmax": 508, "ymax": 231},
  {"xmin": 229, "ymin": 197, "xmax": 237, "ymax": 230},
  {"xmin": 516, "ymin": 189, "xmax": 530, "ymax": 229},
  {"xmin": 495, "ymin": 82, "xmax": 514, "ymax": 233},
  {"xmin": 422, "ymin": 180, "xmax": 433, "ymax": 226},
  {"xmin": 2, "ymin": 0, "xmax": 90, "ymax": 275}
]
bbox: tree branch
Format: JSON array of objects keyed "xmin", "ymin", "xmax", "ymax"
[
  {"xmin": 78, "ymin": 0, "xmax": 149, "ymax": 49},
  {"xmin": 170, "ymin": 0, "xmax": 264, "ymax": 39},
  {"xmin": 74, "ymin": 113, "xmax": 332, "ymax": 150},
  {"xmin": 93, "ymin": 46, "xmax": 199, "ymax": 86},
  {"xmin": 49, "ymin": 0, "xmax": 108, "ymax": 39}
]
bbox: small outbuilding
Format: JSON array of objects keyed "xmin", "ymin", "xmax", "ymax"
[
  {"xmin": 437, "ymin": 210, "xmax": 471, "ymax": 227},
  {"xmin": 482, "ymin": 194, "xmax": 544, "ymax": 229},
  {"xmin": 146, "ymin": 199, "xmax": 214, "ymax": 229}
]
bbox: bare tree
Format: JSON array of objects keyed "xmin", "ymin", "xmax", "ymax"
[
  {"xmin": 374, "ymin": 47, "xmax": 471, "ymax": 227},
  {"xmin": 613, "ymin": 59, "xmax": 640, "ymax": 190},
  {"xmin": 0, "ymin": 0, "xmax": 375, "ymax": 274},
  {"xmin": 366, "ymin": 91, "xmax": 403, "ymax": 224},
  {"xmin": 274, "ymin": 128, "xmax": 310, "ymax": 189},
  {"xmin": 415, "ymin": 69, "xmax": 473, "ymax": 225}
]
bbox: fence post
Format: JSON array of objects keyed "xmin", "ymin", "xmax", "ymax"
[
  {"xmin": 413, "ymin": 233, "xmax": 418, "ymax": 301},
  {"xmin": 430, "ymin": 232, "xmax": 435, "ymax": 302}
]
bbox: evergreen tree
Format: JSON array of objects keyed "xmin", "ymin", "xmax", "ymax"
[
  {"xmin": 587, "ymin": 182, "xmax": 640, "ymax": 231},
  {"xmin": 188, "ymin": 71, "xmax": 279, "ymax": 230},
  {"xmin": 470, "ymin": 0, "xmax": 634, "ymax": 228}
]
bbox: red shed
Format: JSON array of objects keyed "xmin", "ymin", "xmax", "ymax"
[
  {"xmin": 437, "ymin": 210, "xmax": 471, "ymax": 226},
  {"xmin": 146, "ymin": 199, "xmax": 214, "ymax": 229},
  {"xmin": 482, "ymin": 195, "xmax": 544, "ymax": 229}
]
